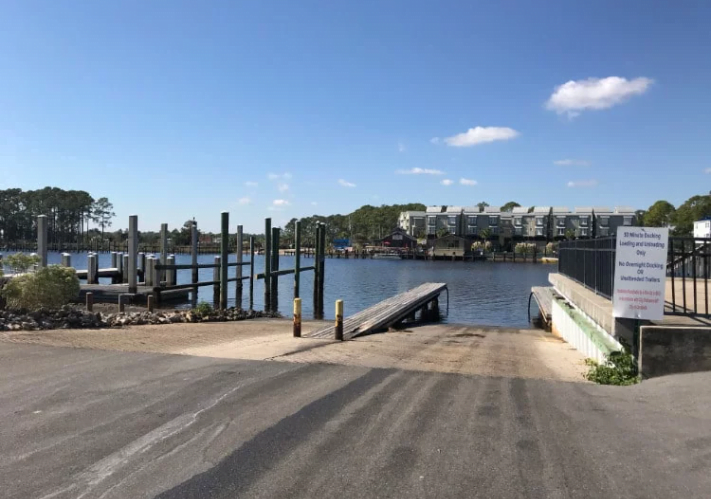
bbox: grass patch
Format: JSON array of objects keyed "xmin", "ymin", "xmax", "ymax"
[{"xmin": 585, "ymin": 343, "xmax": 641, "ymax": 386}]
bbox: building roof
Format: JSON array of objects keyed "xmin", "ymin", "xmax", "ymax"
[
  {"xmin": 462, "ymin": 206, "xmax": 479, "ymax": 214},
  {"xmin": 445, "ymin": 206, "xmax": 463, "ymax": 213},
  {"xmin": 531, "ymin": 206, "xmax": 551, "ymax": 215},
  {"xmin": 426, "ymin": 206, "xmax": 443, "ymax": 213},
  {"xmin": 574, "ymin": 207, "xmax": 593, "ymax": 214},
  {"xmin": 551, "ymin": 206, "xmax": 570, "ymax": 215},
  {"xmin": 400, "ymin": 211, "xmax": 426, "ymax": 217},
  {"xmin": 593, "ymin": 207, "xmax": 613, "ymax": 215},
  {"xmin": 613, "ymin": 206, "xmax": 636, "ymax": 214},
  {"xmin": 512, "ymin": 207, "xmax": 529, "ymax": 214},
  {"xmin": 499, "ymin": 212, "xmax": 513, "ymax": 219},
  {"xmin": 484, "ymin": 206, "xmax": 501, "ymax": 214}
]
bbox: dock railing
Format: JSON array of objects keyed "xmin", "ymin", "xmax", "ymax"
[{"xmin": 558, "ymin": 235, "xmax": 710, "ymax": 318}]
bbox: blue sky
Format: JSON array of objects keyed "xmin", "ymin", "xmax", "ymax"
[{"xmin": 0, "ymin": 0, "xmax": 710, "ymax": 233}]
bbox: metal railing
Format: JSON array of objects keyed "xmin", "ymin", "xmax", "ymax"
[
  {"xmin": 558, "ymin": 237, "xmax": 616, "ymax": 299},
  {"xmin": 558, "ymin": 236, "xmax": 711, "ymax": 317}
]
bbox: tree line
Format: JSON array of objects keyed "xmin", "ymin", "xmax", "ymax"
[{"xmin": 0, "ymin": 187, "xmax": 115, "ymax": 245}]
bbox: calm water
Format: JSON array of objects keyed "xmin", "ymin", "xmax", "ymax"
[{"xmin": 15, "ymin": 252, "xmax": 555, "ymax": 328}]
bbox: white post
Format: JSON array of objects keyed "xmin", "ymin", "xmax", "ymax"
[
  {"xmin": 167, "ymin": 255, "xmax": 176, "ymax": 286},
  {"xmin": 145, "ymin": 257, "xmax": 154, "ymax": 286},
  {"xmin": 128, "ymin": 215, "xmax": 138, "ymax": 293},
  {"xmin": 160, "ymin": 223, "xmax": 168, "ymax": 284},
  {"xmin": 61, "ymin": 253, "xmax": 71, "ymax": 267},
  {"xmin": 37, "ymin": 215, "xmax": 48, "ymax": 267},
  {"xmin": 87, "ymin": 254, "xmax": 97, "ymax": 284},
  {"xmin": 122, "ymin": 254, "xmax": 129, "ymax": 283}
]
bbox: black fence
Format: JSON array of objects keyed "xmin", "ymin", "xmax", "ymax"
[
  {"xmin": 558, "ymin": 237, "xmax": 616, "ymax": 299},
  {"xmin": 559, "ymin": 236, "xmax": 711, "ymax": 318}
]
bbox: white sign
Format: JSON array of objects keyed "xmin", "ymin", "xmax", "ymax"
[{"xmin": 612, "ymin": 226, "xmax": 668, "ymax": 320}]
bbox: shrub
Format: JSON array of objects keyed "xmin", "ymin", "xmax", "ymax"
[
  {"xmin": 514, "ymin": 242, "xmax": 537, "ymax": 254},
  {"xmin": 545, "ymin": 242, "xmax": 558, "ymax": 255},
  {"xmin": 585, "ymin": 344, "xmax": 640, "ymax": 385},
  {"xmin": 2, "ymin": 265, "xmax": 80, "ymax": 310},
  {"xmin": 5, "ymin": 253, "xmax": 40, "ymax": 274},
  {"xmin": 194, "ymin": 301, "xmax": 214, "ymax": 318},
  {"xmin": 471, "ymin": 241, "xmax": 493, "ymax": 251}
]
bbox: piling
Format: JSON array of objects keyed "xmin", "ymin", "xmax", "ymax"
[
  {"xmin": 145, "ymin": 256, "xmax": 154, "ymax": 286},
  {"xmin": 167, "ymin": 255, "xmax": 176, "ymax": 286},
  {"xmin": 61, "ymin": 253, "xmax": 71, "ymax": 267},
  {"xmin": 294, "ymin": 220, "xmax": 301, "ymax": 299},
  {"xmin": 264, "ymin": 218, "xmax": 272, "ymax": 312},
  {"xmin": 122, "ymin": 254, "xmax": 129, "ymax": 283},
  {"xmin": 87, "ymin": 254, "xmax": 97, "ymax": 284},
  {"xmin": 118, "ymin": 294, "xmax": 125, "ymax": 313},
  {"xmin": 160, "ymin": 223, "xmax": 168, "ymax": 284},
  {"xmin": 318, "ymin": 223, "xmax": 326, "ymax": 318},
  {"xmin": 270, "ymin": 227, "xmax": 280, "ymax": 312},
  {"xmin": 313, "ymin": 224, "xmax": 322, "ymax": 319},
  {"xmin": 236, "ymin": 224, "xmax": 244, "ymax": 309},
  {"xmin": 111, "ymin": 252, "xmax": 118, "ymax": 269},
  {"xmin": 249, "ymin": 236, "xmax": 255, "ymax": 310},
  {"xmin": 138, "ymin": 253, "xmax": 146, "ymax": 279},
  {"xmin": 219, "ymin": 212, "xmax": 230, "ymax": 310},
  {"xmin": 128, "ymin": 215, "xmax": 138, "ymax": 293},
  {"xmin": 147, "ymin": 294, "xmax": 154, "ymax": 312},
  {"xmin": 213, "ymin": 256, "xmax": 221, "ymax": 305},
  {"xmin": 37, "ymin": 215, "xmax": 48, "ymax": 267},
  {"xmin": 86, "ymin": 292, "xmax": 93, "ymax": 312},
  {"xmin": 335, "ymin": 299, "xmax": 343, "ymax": 341},
  {"xmin": 293, "ymin": 298, "xmax": 302, "ymax": 337},
  {"xmin": 191, "ymin": 221, "xmax": 198, "ymax": 307}
]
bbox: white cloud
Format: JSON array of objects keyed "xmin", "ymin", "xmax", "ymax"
[
  {"xmin": 705, "ymin": 168, "xmax": 711, "ymax": 174},
  {"xmin": 398, "ymin": 142, "xmax": 406, "ymax": 153},
  {"xmin": 238, "ymin": 197, "xmax": 251, "ymax": 205},
  {"xmin": 273, "ymin": 199, "xmax": 290, "ymax": 206},
  {"xmin": 441, "ymin": 179, "xmax": 454, "ymax": 186},
  {"xmin": 430, "ymin": 137, "xmax": 441, "ymax": 144},
  {"xmin": 546, "ymin": 76, "xmax": 653, "ymax": 117},
  {"xmin": 277, "ymin": 183, "xmax": 289, "ymax": 193},
  {"xmin": 444, "ymin": 126, "xmax": 519, "ymax": 147},
  {"xmin": 396, "ymin": 167, "xmax": 445, "ymax": 175},
  {"xmin": 338, "ymin": 179, "xmax": 356, "ymax": 188},
  {"xmin": 567, "ymin": 179, "xmax": 598, "ymax": 188},
  {"xmin": 268, "ymin": 172, "xmax": 292, "ymax": 180},
  {"xmin": 554, "ymin": 159, "xmax": 591, "ymax": 166},
  {"xmin": 459, "ymin": 178, "xmax": 477, "ymax": 186},
  {"xmin": 245, "ymin": 181, "xmax": 258, "ymax": 187}
]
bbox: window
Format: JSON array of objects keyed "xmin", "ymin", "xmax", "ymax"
[
  {"xmin": 579, "ymin": 228, "xmax": 588, "ymax": 237},
  {"xmin": 467, "ymin": 226, "xmax": 477, "ymax": 235},
  {"xmin": 448, "ymin": 216, "xmax": 457, "ymax": 226},
  {"xmin": 599, "ymin": 227, "xmax": 609, "ymax": 236},
  {"xmin": 427, "ymin": 226, "xmax": 436, "ymax": 235},
  {"xmin": 448, "ymin": 226, "xmax": 456, "ymax": 234},
  {"xmin": 489, "ymin": 216, "xmax": 498, "ymax": 226},
  {"xmin": 514, "ymin": 217, "xmax": 522, "ymax": 227},
  {"xmin": 428, "ymin": 216, "xmax": 436, "ymax": 226},
  {"xmin": 579, "ymin": 216, "xmax": 589, "ymax": 226},
  {"xmin": 557, "ymin": 217, "xmax": 565, "ymax": 227},
  {"xmin": 623, "ymin": 216, "xmax": 633, "ymax": 226},
  {"xmin": 536, "ymin": 228, "xmax": 544, "ymax": 236},
  {"xmin": 468, "ymin": 216, "xmax": 477, "ymax": 225},
  {"xmin": 536, "ymin": 217, "xmax": 544, "ymax": 226},
  {"xmin": 557, "ymin": 227, "xmax": 565, "ymax": 236},
  {"xmin": 599, "ymin": 217, "xmax": 609, "ymax": 227}
]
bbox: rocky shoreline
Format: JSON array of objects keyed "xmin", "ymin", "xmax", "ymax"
[{"xmin": 0, "ymin": 306, "xmax": 281, "ymax": 331}]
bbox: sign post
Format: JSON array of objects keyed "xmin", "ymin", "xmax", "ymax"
[{"xmin": 612, "ymin": 226, "xmax": 668, "ymax": 320}]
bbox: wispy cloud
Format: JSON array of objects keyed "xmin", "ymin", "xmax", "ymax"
[
  {"xmin": 460, "ymin": 178, "xmax": 477, "ymax": 186},
  {"xmin": 567, "ymin": 179, "xmax": 598, "ymax": 188},
  {"xmin": 396, "ymin": 167, "xmax": 445, "ymax": 175},
  {"xmin": 705, "ymin": 168, "xmax": 711, "ymax": 174},
  {"xmin": 398, "ymin": 142, "xmax": 406, "ymax": 153},
  {"xmin": 273, "ymin": 199, "xmax": 290, "ymax": 206},
  {"xmin": 338, "ymin": 179, "xmax": 356, "ymax": 188},
  {"xmin": 441, "ymin": 179, "xmax": 454, "ymax": 186},
  {"xmin": 277, "ymin": 183, "xmax": 289, "ymax": 193},
  {"xmin": 430, "ymin": 137, "xmax": 441, "ymax": 145},
  {"xmin": 444, "ymin": 126, "xmax": 519, "ymax": 147},
  {"xmin": 245, "ymin": 181, "xmax": 258, "ymax": 187},
  {"xmin": 238, "ymin": 197, "xmax": 251, "ymax": 205},
  {"xmin": 554, "ymin": 159, "xmax": 591, "ymax": 166},
  {"xmin": 546, "ymin": 77, "xmax": 653, "ymax": 117},
  {"xmin": 268, "ymin": 172, "xmax": 292, "ymax": 180}
]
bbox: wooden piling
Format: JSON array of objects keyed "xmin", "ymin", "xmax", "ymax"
[
  {"xmin": 145, "ymin": 257, "xmax": 154, "ymax": 286},
  {"xmin": 219, "ymin": 212, "xmax": 229, "ymax": 310},
  {"xmin": 37, "ymin": 215, "xmax": 48, "ymax": 267},
  {"xmin": 118, "ymin": 294, "xmax": 125, "ymax": 313},
  {"xmin": 122, "ymin": 254, "xmax": 129, "ymax": 283},
  {"xmin": 236, "ymin": 225, "xmax": 243, "ymax": 309},
  {"xmin": 313, "ymin": 224, "xmax": 322, "ymax": 319},
  {"xmin": 335, "ymin": 299, "xmax": 343, "ymax": 341},
  {"xmin": 294, "ymin": 220, "xmax": 301, "ymax": 299},
  {"xmin": 87, "ymin": 254, "xmax": 97, "ymax": 284},
  {"xmin": 128, "ymin": 215, "xmax": 138, "ymax": 293},
  {"xmin": 318, "ymin": 223, "xmax": 326, "ymax": 318},
  {"xmin": 213, "ymin": 255, "xmax": 221, "ymax": 305},
  {"xmin": 160, "ymin": 223, "xmax": 168, "ymax": 285},
  {"xmin": 191, "ymin": 221, "xmax": 198, "ymax": 286},
  {"xmin": 270, "ymin": 227, "xmax": 280, "ymax": 312},
  {"xmin": 264, "ymin": 218, "xmax": 272, "ymax": 312},
  {"xmin": 86, "ymin": 292, "xmax": 93, "ymax": 312},
  {"xmin": 147, "ymin": 294, "xmax": 154, "ymax": 312},
  {"xmin": 293, "ymin": 298, "xmax": 302, "ymax": 337},
  {"xmin": 249, "ymin": 236, "xmax": 255, "ymax": 310},
  {"xmin": 167, "ymin": 255, "xmax": 176, "ymax": 286}
]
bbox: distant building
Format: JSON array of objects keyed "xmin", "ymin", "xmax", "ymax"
[
  {"xmin": 380, "ymin": 228, "xmax": 417, "ymax": 249},
  {"xmin": 551, "ymin": 207, "xmax": 571, "ymax": 239},
  {"xmin": 694, "ymin": 217, "xmax": 711, "ymax": 238},
  {"xmin": 397, "ymin": 211, "xmax": 426, "ymax": 237},
  {"xmin": 573, "ymin": 207, "xmax": 593, "ymax": 238},
  {"xmin": 430, "ymin": 234, "xmax": 468, "ymax": 258}
]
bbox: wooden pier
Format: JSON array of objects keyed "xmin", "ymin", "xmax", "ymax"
[
  {"xmin": 529, "ymin": 286, "xmax": 554, "ymax": 327},
  {"xmin": 308, "ymin": 282, "xmax": 448, "ymax": 340},
  {"xmin": 76, "ymin": 285, "xmax": 190, "ymax": 305}
]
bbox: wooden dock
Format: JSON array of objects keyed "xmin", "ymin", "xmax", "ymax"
[
  {"xmin": 307, "ymin": 282, "xmax": 448, "ymax": 340},
  {"xmin": 76, "ymin": 285, "xmax": 190, "ymax": 305},
  {"xmin": 530, "ymin": 286, "xmax": 554, "ymax": 326}
]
